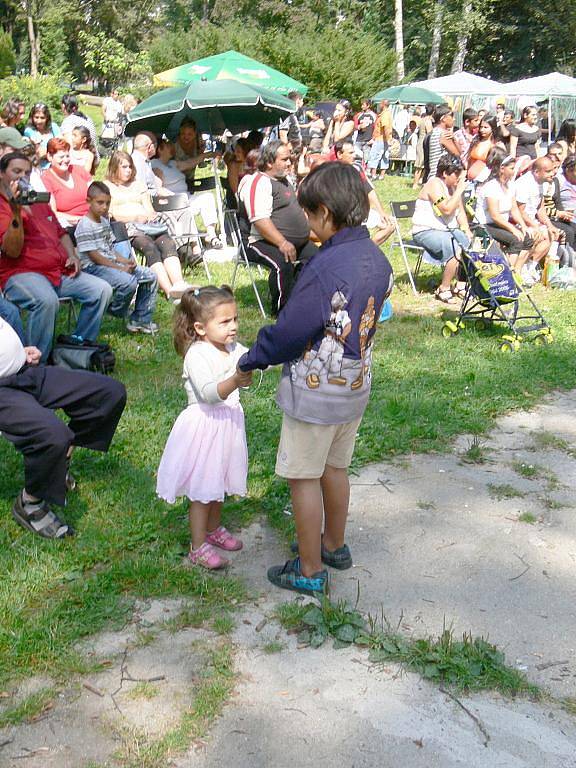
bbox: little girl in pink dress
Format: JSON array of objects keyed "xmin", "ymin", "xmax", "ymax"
[{"xmin": 156, "ymin": 285, "xmax": 252, "ymax": 570}]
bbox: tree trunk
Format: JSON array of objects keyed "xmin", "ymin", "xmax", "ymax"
[
  {"xmin": 394, "ymin": 0, "xmax": 405, "ymax": 82},
  {"xmin": 26, "ymin": 14, "xmax": 39, "ymax": 77},
  {"xmin": 427, "ymin": 0, "xmax": 444, "ymax": 79},
  {"xmin": 451, "ymin": 2, "xmax": 472, "ymax": 73}
]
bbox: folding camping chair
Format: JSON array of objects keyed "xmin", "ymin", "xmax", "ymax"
[
  {"xmin": 388, "ymin": 200, "xmax": 439, "ymax": 296},
  {"xmin": 152, "ymin": 194, "xmax": 212, "ymax": 280},
  {"xmin": 226, "ymin": 208, "xmax": 266, "ymax": 318}
]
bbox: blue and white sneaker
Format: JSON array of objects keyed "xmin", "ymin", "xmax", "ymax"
[{"xmin": 267, "ymin": 557, "xmax": 328, "ymax": 595}]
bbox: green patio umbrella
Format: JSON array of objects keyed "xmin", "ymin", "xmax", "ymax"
[
  {"xmin": 372, "ymin": 84, "xmax": 444, "ymax": 104},
  {"xmin": 153, "ymin": 50, "xmax": 307, "ymax": 96},
  {"xmin": 124, "ymin": 79, "xmax": 296, "ymax": 137}
]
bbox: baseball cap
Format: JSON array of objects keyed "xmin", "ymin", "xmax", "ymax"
[{"xmin": 0, "ymin": 127, "xmax": 31, "ymax": 149}]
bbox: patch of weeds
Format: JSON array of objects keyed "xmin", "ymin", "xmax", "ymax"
[
  {"xmin": 563, "ymin": 697, "xmax": 576, "ymax": 716},
  {"xmin": 417, "ymin": 500, "xmax": 436, "ymax": 511},
  {"xmin": 545, "ymin": 474, "xmax": 564, "ymax": 492},
  {"xmin": 539, "ymin": 495, "xmax": 566, "ymax": 511},
  {"xmin": 273, "ymin": 600, "xmax": 309, "ymax": 631},
  {"xmin": 460, "ymin": 436, "xmax": 489, "ymax": 464},
  {"xmin": 132, "ymin": 629, "xmax": 156, "ymax": 648},
  {"xmin": 126, "ymin": 681, "xmax": 160, "ymax": 701},
  {"xmin": 357, "ymin": 619, "xmax": 538, "ymax": 696},
  {"xmin": 262, "ymin": 641, "xmax": 285, "ymax": 654},
  {"xmin": 297, "ymin": 593, "xmax": 367, "ymax": 649},
  {"xmin": 213, "ymin": 615, "xmax": 235, "ymax": 635},
  {"xmin": 530, "ymin": 431, "xmax": 570, "ymax": 452},
  {"xmin": 518, "ymin": 512, "xmax": 538, "ymax": 524},
  {"xmin": 0, "ymin": 686, "xmax": 57, "ymax": 727},
  {"xmin": 512, "ymin": 461, "xmax": 543, "ymax": 479},
  {"xmin": 164, "ymin": 604, "xmax": 211, "ymax": 633},
  {"xmin": 115, "ymin": 642, "xmax": 235, "ymax": 768},
  {"xmin": 487, "ymin": 483, "xmax": 525, "ymax": 501}
]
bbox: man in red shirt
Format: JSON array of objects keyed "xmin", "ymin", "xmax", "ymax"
[{"xmin": 0, "ymin": 152, "xmax": 112, "ymax": 359}]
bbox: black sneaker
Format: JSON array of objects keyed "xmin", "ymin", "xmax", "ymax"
[
  {"xmin": 267, "ymin": 557, "xmax": 328, "ymax": 595},
  {"xmin": 290, "ymin": 540, "xmax": 353, "ymax": 570}
]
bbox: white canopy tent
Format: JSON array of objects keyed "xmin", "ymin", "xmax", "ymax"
[
  {"xmin": 502, "ymin": 72, "xmax": 576, "ymax": 140},
  {"xmin": 410, "ymin": 72, "xmax": 505, "ymax": 126},
  {"xmin": 413, "ymin": 72, "xmax": 504, "ymax": 96}
]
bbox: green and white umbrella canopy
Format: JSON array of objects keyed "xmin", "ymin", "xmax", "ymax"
[
  {"xmin": 153, "ymin": 50, "xmax": 307, "ymax": 96},
  {"xmin": 125, "ymin": 79, "xmax": 296, "ymax": 137}
]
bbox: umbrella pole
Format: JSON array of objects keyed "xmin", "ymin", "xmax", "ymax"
[{"xmin": 211, "ymin": 153, "xmax": 227, "ymax": 247}]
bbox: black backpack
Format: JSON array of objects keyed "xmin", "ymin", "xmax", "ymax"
[{"xmin": 50, "ymin": 335, "xmax": 116, "ymax": 375}]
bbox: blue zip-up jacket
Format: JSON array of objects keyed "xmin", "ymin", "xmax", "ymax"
[{"xmin": 238, "ymin": 225, "xmax": 394, "ymax": 424}]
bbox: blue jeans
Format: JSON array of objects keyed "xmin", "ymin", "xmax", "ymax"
[
  {"xmin": 0, "ymin": 295, "xmax": 24, "ymax": 342},
  {"xmin": 4, "ymin": 271, "xmax": 112, "ymax": 360},
  {"xmin": 83, "ymin": 263, "xmax": 158, "ymax": 324}
]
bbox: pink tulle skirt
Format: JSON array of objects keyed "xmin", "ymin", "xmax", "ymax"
[{"xmin": 156, "ymin": 403, "xmax": 248, "ymax": 504}]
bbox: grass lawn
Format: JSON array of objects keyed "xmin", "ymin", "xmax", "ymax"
[{"xmin": 1, "ymin": 173, "xmax": 576, "ymax": 688}]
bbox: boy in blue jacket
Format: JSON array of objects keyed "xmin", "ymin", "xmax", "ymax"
[{"xmin": 238, "ymin": 162, "xmax": 394, "ymax": 594}]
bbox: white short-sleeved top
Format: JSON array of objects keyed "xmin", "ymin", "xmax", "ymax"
[
  {"xmin": 475, "ymin": 179, "xmax": 513, "ymax": 226},
  {"xmin": 183, "ymin": 340, "xmax": 249, "ymax": 406},
  {"xmin": 513, "ymin": 172, "xmax": 542, "ymax": 218}
]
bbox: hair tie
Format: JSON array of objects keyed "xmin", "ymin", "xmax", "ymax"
[{"xmin": 193, "ymin": 288, "xmax": 200, "ymax": 296}]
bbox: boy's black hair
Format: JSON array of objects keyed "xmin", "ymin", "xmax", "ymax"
[
  {"xmin": 297, "ymin": 161, "xmax": 369, "ymax": 229},
  {"xmin": 87, "ymin": 180, "xmax": 111, "ymax": 198},
  {"xmin": 462, "ymin": 107, "xmax": 478, "ymax": 123}
]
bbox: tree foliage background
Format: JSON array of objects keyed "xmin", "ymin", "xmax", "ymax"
[{"xmin": 1, "ymin": 0, "xmax": 575, "ymax": 100}]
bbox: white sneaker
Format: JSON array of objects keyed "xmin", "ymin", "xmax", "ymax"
[
  {"xmin": 521, "ymin": 265, "xmax": 535, "ymax": 287},
  {"xmin": 529, "ymin": 262, "xmax": 541, "ymax": 283}
]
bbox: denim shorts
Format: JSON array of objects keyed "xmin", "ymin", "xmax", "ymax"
[{"xmin": 412, "ymin": 229, "xmax": 470, "ymax": 263}]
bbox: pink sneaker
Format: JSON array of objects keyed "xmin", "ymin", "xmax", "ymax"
[
  {"xmin": 205, "ymin": 526, "xmax": 243, "ymax": 552},
  {"xmin": 188, "ymin": 542, "xmax": 229, "ymax": 570}
]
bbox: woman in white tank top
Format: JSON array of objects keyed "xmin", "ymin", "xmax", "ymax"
[{"xmin": 412, "ymin": 154, "xmax": 473, "ymax": 304}]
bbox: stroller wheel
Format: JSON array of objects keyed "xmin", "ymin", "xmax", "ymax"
[
  {"xmin": 500, "ymin": 341, "xmax": 513, "ymax": 353},
  {"xmin": 474, "ymin": 318, "xmax": 489, "ymax": 331},
  {"xmin": 442, "ymin": 321, "xmax": 459, "ymax": 338}
]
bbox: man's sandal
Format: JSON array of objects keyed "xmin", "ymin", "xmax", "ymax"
[
  {"xmin": 434, "ymin": 288, "xmax": 458, "ymax": 305},
  {"xmin": 12, "ymin": 492, "xmax": 74, "ymax": 539},
  {"xmin": 207, "ymin": 236, "xmax": 224, "ymax": 250}
]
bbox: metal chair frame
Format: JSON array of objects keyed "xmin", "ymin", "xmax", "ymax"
[
  {"xmin": 388, "ymin": 200, "xmax": 427, "ymax": 296},
  {"xmin": 152, "ymin": 194, "xmax": 212, "ymax": 280},
  {"xmin": 227, "ymin": 208, "xmax": 267, "ymax": 318}
]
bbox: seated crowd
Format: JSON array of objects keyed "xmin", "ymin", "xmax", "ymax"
[
  {"xmin": 0, "ymin": 91, "xmax": 398, "ymax": 354},
  {"xmin": 406, "ymin": 100, "xmax": 576, "ymax": 301}
]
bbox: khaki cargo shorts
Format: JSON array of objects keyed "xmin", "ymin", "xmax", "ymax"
[{"xmin": 275, "ymin": 413, "xmax": 363, "ymax": 479}]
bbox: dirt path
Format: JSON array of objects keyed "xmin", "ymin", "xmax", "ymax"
[{"xmin": 2, "ymin": 392, "xmax": 576, "ymax": 767}]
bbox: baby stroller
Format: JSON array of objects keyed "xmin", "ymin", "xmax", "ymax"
[{"xmin": 441, "ymin": 230, "xmax": 553, "ymax": 352}]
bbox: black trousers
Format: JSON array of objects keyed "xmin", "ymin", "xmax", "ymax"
[
  {"xmin": 246, "ymin": 240, "xmax": 317, "ymax": 314},
  {"xmin": 0, "ymin": 366, "xmax": 127, "ymax": 505},
  {"xmin": 552, "ymin": 219, "xmax": 576, "ymax": 249}
]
